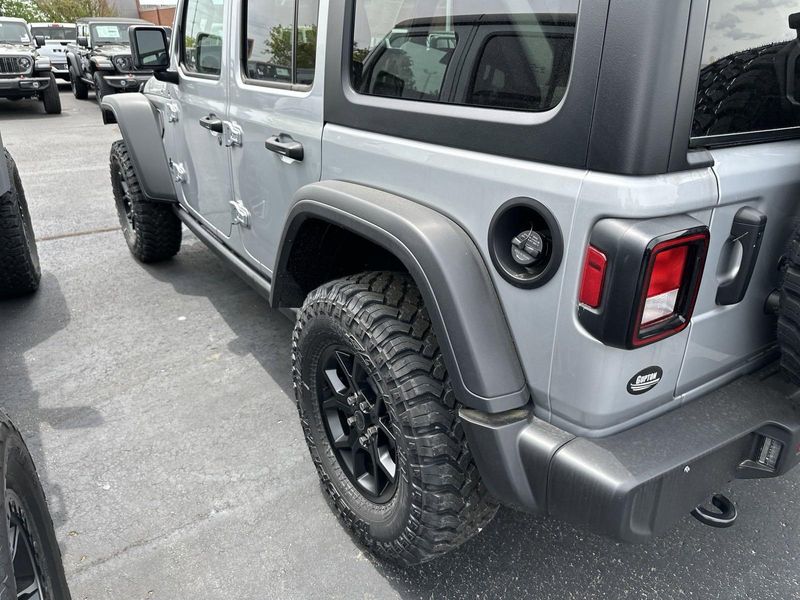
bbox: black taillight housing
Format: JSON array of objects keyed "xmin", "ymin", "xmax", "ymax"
[{"xmin": 577, "ymin": 216, "xmax": 710, "ymax": 349}]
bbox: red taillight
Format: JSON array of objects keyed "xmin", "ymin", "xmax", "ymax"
[
  {"xmin": 633, "ymin": 232, "xmax": 709, "ymax": 347},
  {"xmin": 579, "ymin": 245, "xmax": 607, "ymax": 308},
  {"xmin": 641, "ymin": 244, "xmax": 688, "ymax": 325}
]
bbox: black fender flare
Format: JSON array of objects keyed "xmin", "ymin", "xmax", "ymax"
[
  {"xmin": 101, "ymin": 93, "xmax": 176, "ymax": 203},
  {"xmin": 273, "ymin": 181, "xmax": 529, "ymax": 413},
  {"xmin": 65, "ymin": 51, "xmax": 80, "ymax": 74}
]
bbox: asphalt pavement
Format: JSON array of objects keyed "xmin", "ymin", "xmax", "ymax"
[{"xmin": 1, "ymin": 89, "xmax": 799, "ymax": 600}]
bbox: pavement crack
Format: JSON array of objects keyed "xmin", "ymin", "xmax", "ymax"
[
  {"xmin": 38, "ymin": 227, "xmax": 119, "ymax": 242},
  {"xmin": 69, "ymin": 505, "xmax": 237, "ymax": 578}
]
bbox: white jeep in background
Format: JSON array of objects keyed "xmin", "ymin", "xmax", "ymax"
[{"xmin": 29, "ymin": 22, "xmax": 76, "ymax": 81}]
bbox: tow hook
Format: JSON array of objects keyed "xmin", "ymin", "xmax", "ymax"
[{"xmin": 691, "ymin": 493, "xmax": 737, "ymax": 528}]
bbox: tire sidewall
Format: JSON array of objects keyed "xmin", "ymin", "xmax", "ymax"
[
  {"xmin": 0, "ymin": 421, "xmax": 69, "ymax": 599},
  {"xmin": 110, "ymin": 145, "xmax": 139, "ymax": 252},
  {"xmin": 295, "ymin": 310, "xmax": 413, "ymax": 544}
]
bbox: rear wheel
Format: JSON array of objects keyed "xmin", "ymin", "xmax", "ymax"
[
  {"xmin": 110, "ymin": 140, "xmax": 181, "ymax": 263},
  {"xmin": 0, "ymin": 412, "xmax": 71, "ymax": 600},
  {"xmin": 41, "ymin": 74, "xmax": 61, "ymax": 114},
  {"xmin": 70, "ymin": 67, "xmax": 88, "ymax": 100},
  {"xmin": 0, "ymin": 149, "xmax": 40, "ymax": 298},
  {"xmin": 293, "ymin": 272, "xmax": 497, "ymax": 566}
]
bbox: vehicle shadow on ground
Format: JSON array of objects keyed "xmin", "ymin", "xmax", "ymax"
[
  {"xmin": 142, "ymin": 236, "xmax": 295, "ymax": 397},
  {"xmin": 0, "ymin": 272, "xmax": 104, "ymax": 528},
  {"xmin": 129, "ymin": 236, "xmax": 799, "ymax": 599}
]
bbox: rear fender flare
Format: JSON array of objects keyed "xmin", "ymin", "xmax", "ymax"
[{"xmin": 273, "ymin": 181, "xmax": 530, "ymax": 413}]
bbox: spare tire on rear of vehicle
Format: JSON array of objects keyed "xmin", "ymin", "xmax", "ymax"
[{"xmin": 693, "ymin": 42, "xmax": 798, "ymax": 137}]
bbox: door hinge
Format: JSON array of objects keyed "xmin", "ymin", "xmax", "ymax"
[
  {"xmin": 166, "ymin": 101, "xmax": 180, "ymax": 123},
  {"xmin": 169, "ymin": 159, "xmax": 187, "ymax": 183},
  {"xmin": 230, "ymin": 200, "xmax": 251, "ymax": 228},
  {"xmin": 224, "ymin": 121, "xmax": 243, "ymax": 147}
]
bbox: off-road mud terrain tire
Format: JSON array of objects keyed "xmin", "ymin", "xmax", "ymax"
[
  {"xmin": 293, "ymin": 272, "xmax": 498, "ymax": 566},
  {"xmin": 693, "ymin": 42, "xmax": 794, "ymax": 137},
  {"xmin": 110, "ymin": 140, "xmax": 181, "ymax": 263},
  {"xmin": 70, "ymin": 67, "xmax": 88, "ymax": 99},
  {"xmin": 0, "ymin": 411, "xmax": 71, "ymax": 599},
  {"xmin": 41, "ymin": 74, "xmax": 61, "ymax": 114},
  {"xmin": 0, "ymin": 149, "xmax": 40, "ymax": 298}
]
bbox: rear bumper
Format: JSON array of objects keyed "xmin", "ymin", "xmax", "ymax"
[
  {"xmin": 102, "ymin": 74, "xmax": 151, "ymax": 91},
  {"xmin": 461, "ymin": 365, "xmax": 800, "ymax": 542},
  {"xmin": 0, "ymin": 76, "xmax": 51, "ymax": 95}
]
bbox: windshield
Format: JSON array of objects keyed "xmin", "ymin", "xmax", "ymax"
[
  {"xmin": 90, "ymin": 23, "xmax": 132, "ymax": 44},
  {"xmin": 31, "ymin": 25, "xmax": 76, "ymax": 41},
  {"xmin": 0, "ymin": 22, "xmax": 31, "ymax": 44}
]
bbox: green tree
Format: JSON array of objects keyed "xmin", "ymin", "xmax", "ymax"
[
  {"xmin": 265, "ymin": 24, "xmax": 317, "ymax": 69},
  {"xmin": 35, "ymin": 0, "xmax": 116, "ymax": 22},
  {"xmin": 0, "ymin": 0, "xmax": 45, "ymax": 22}
]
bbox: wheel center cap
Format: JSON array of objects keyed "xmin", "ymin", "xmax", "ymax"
[{"xmin": 354, "ymin": 411, "xmax": 367, "ymax": 431}]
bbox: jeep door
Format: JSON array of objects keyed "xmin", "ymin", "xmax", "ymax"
[
  {"xmin": 169, "ymin": 0, "xmax": 234, "ymax": 238},
  {"xmin": 226, "ymin": 0, "xmax": 323, "ymax": 274}
]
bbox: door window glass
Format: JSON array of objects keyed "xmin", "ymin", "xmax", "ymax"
[
  {"xmin": 351, "ymin": 0, "xmax": 578, "ymax": 111},
  {"xmin": 182, "ymin": 0, "xmax": 225, "ymax": 77},
  {"xmin": 242, "ymin": 0, "xmax": 319, "ymax": 86},
  {"xmin": 693, "ymin": 0, "xmax": 800, "ymax": 139}
]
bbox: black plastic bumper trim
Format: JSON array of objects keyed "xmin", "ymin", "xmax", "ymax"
[{"xmin": 461, "ymin": 365, "xmax": 800, "ymax": 542}]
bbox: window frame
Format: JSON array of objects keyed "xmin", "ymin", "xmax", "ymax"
[
  {"xmin": 688, "ymin": 2, "xmax": 800, "ymax": 150},
  {"xmin": 179, "ymin": 0, "xmax": 225, "ymax": 81},
  {"xmin": 459, "ymin": 23, "xmax": 576, "ymax": 113},
  {"xmin": 239, "ymin": 0, "xmax": 318, "ymax": 91},
  {"xmin": 326, "ymin": 1, "xmax": 603, "ymax": 170}
]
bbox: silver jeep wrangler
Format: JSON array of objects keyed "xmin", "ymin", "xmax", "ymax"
[{"xmin": 102, "ymin": 0, "xmax": 800, "ymax": 565}]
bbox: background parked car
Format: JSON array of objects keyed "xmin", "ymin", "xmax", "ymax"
[
  {"xmin": 66, "ymin": 17, "xmax": 155, "ymax": 103},
  {"xmin": 0, "ymin": 17, "xmax": 61, "ymax": 114},
  {"xmin": 29, "ymin": 22, "xmax": 77, "ymax": 82}
]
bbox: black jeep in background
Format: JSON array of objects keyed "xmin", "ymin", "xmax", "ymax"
[{"xmin": 66, "ymin": 17, "xmax": 154, "ymax": 103}]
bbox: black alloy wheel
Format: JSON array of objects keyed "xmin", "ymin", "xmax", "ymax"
[
  {"xmin": 317, "ymin": 346, "xmax": 398, "ymax": 503},
  {"xmin": 6, "ymin": 490, "xmax": 44, "ymax": 599}
]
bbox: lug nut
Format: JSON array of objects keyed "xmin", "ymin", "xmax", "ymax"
[
  {"xmin": 346, "ymin": 417, "xmax": 356, "ymax": 426},
  {"xmin": 359, "ymin": 401, "xmax": 370, "ymax": 412}
]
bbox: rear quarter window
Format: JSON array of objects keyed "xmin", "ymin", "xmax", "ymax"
[
  {"xmin": 693, "ymin": 0, "xmax": 800, "ymax": 141},
  {"xmin": 351, "ymin": 0, "xmax": 577, "ymax": 112}
]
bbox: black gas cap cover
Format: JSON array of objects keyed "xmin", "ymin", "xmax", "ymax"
[{"xmin": 627, "ymin": 366, "xmax": 663, "ymax": 395}]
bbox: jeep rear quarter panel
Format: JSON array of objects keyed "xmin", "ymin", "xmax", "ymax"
[{"xmin": 319, "ymin": 0, "xmax": 800, "ymax": 436}]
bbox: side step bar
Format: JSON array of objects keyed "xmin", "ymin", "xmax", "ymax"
[{"xmin": 174, "ymin": 206, "xmax": 272, "ymax": 302}]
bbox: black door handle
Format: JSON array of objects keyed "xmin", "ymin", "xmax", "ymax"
[
  {"xmin": 716, "ymin": 207, "xmax": 767, "ymax": 306},
  {"xmin": 265, "ymin": 134, "xmax": 304, "ymax": 161},
  {"xmin": 199, "ymin": 115, "xmax": 223, "ymax": 133}
]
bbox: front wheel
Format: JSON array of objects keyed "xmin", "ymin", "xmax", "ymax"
[
  {"xmin": 293, "ymin": 272, "xmax": 497, "ymax": 566},
  {"xmin": 0, "ymin": 412, "xmax": 71, "ymax": 600},
  {"xmin": 70, "ymin": 67, "xmax": 88, "ymax": 100},
  {"xmin": 0, "ymin": 149, "xmax": 40, "ymax": 298},
  {"xmin": 110, "ymin": 140, "xmax": 181, "ymax": 263},
  {"xmin": 41, "ymin": 74, "xmax": 61, "ymax": 114}
]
